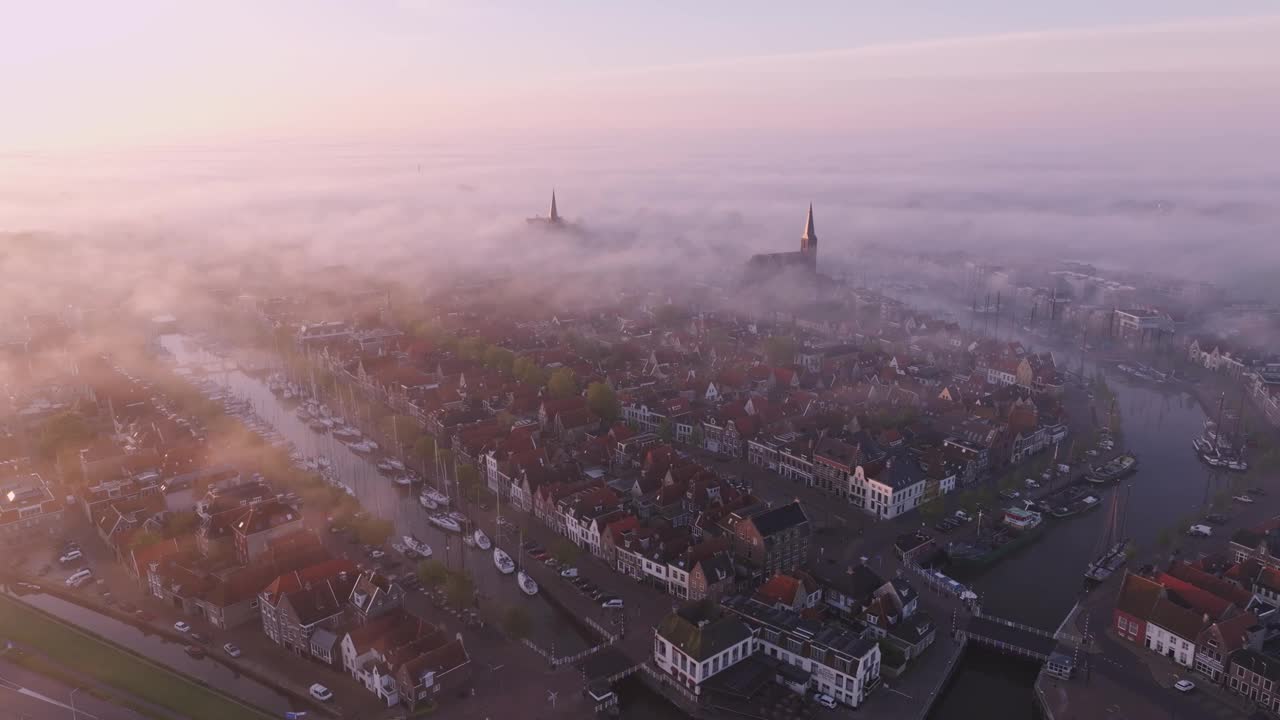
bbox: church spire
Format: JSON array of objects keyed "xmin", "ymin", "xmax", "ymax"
[
  {"xmin": 550, "ymin": 190, "xmax": 559, "ymax": 222},
  {"xmin": 801, "ymin": 203, "xmax": 816, "ymax": 246}
]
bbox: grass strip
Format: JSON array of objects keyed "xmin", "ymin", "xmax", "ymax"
[{"xmin": 0, "ymin": 594, "xmax": 274, "ymax": 720}]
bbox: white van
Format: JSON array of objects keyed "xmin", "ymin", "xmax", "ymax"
[
  {"xmin": 66, "ymin": 569, "xmax": 93, "ymax": 587},
  {"xmin": 1188, "ymin": 524, "xmax": 1213, "ymax": 538}
]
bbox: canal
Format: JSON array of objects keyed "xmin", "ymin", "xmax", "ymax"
[
  {"xmin": 159, "ymin": 334, "xmax": 591, "ymax": 655},
  {"xmin": 4, "ymin": 588, "xmax": 298, "ymax": 714},
  {"xmin": 931, "ymin": 363, "xmax": 1230, "ymax": 719}
]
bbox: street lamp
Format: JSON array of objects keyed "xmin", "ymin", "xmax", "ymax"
[{"xmin": 70, "ymin": 687, "xmax": 81, "ymax": 719}]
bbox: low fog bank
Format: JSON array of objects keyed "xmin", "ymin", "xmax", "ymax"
[{"xmin": 2, "ymin": 130, "xmax": 1279, "ymax": 320}]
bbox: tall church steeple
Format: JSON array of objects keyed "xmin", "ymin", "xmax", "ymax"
[
  {"xmin": 549, "ymin": 190, "xmax": 560, "ymax": 223},
  {"xmin": 800, "ymin": 203, "xmax": 817, "ymax": 268}
]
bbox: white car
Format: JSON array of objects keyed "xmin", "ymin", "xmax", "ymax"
[
  {"xmin": 601, "ymin": 598, "xmax": 624, "ymax": 609},
  {"xmin": 65, "ymin": 569, "xmax": 93, "ymax": 587},
  {"xmin": 173, "ymin": 621, "xmax": 191, "ymax": 633},
  {"xmin": 1234, "ymin": 495, "xmax": 1256, "ymax": 504},
  {"xmin": 1174, "ymin": 679, "xmax": 1196, "ymax": 693},
  {"xmin": 369, "ymin": 549, "xmax": 385, "ymax": 559},
  {"xmin": 1187, "ymin": 525, "xmax": 1213, "ymax": 538},
  {"xmin": 222, "ymin": 643, "xmax": 242, "ymax": 658},
  {"xmin": 560, "ymin": 567, "xmax": 579, "ymax": 579},
  {"xmin": 59, "ymin": 550, "xmax": 83, "ymax": 564},
  {"xmin": 812, "ymin": 692, "xmax": 837, "ymax": 708},
  {"xmin": 1086, "ymin": 449, "xmax": 1099, "ymax": 457},
  {"xmin": 309, "ymin": 683, "xmax": 333, "ymax": 702}
]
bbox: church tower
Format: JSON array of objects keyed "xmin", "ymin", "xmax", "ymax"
[
  {"xmin": 549, "ymin": 190, "xmax": 560, "ymax": 223},
  {"xmin": 800, "ymin": 203, "xmax": 817, "ymax": 270}
]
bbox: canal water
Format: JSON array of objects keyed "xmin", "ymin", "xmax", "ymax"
[
  {"xmin": 930, "ymin": 365, "xmax": 1227, "ymax": 718},
  {"xmin": 4, "ymin": 589, "xmax": 298, "ymax": 714},
  {"xmin": 159, "ymin": 334, "xmax": 590, "ymax": 655}
]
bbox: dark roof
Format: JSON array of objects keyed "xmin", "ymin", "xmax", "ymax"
[
  {"xmin": 816, "ymin": 563, "xmax": 887, "ymax": 603},
  {"xmin": 1147, "ymin": 597, "xmax": 1210, "ymax": 640},
  {"xmin": 697, "ymin": 553, "xmax": 735, "ymax": 585},
  {"xmin": 749, "ymin": 502, "xmax": 809, "ymax": 538},
  {"xmin": 1230, "ymin": 648, "xmax": 1280, "ymax": 682},
  {"xmin": 656, "ymin": 600, "xmax": 752, "ymax": 662},
  {"xmin": 1115, "ymin": 573, "xmax": 1163, "ymax": 619}
]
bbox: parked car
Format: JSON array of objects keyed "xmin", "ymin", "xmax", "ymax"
[
  {"xmin": 58, "ymin": 550, "xmax": 83, "ymax": 564},
  {"xmin": 601, "ymin": 598, "xmax": 624, "ymax": 609},
  {"xmin": 65, "ymin": 569, "xmax": 93, "ymax": 588},
  {"xmin": 812, "ymin": 692, "xmax": 837, "ymax": 709},
  {"xmin": 1249, "ymin": 487, "xmax": 1268, "ymax": 497},
  {"xmin": 190, "ymin": 632, "xmax": 209, "ymax": 644},
  {"xmin": 1234, "ymin": 495, "xmax": 1255, "ymax": 504},
  {"xmin": 1204, "ymin": 513, "xmax": 1229, "ymax": 525},
  {"xmin": 1174, "ymin": 679, "xmax": 1195, "ymax": 693},
  {"xmin": 954, "ymin": 510, "xmax": 972, "ymax": 523},
  {"xmin": 1187, "ymin": 524, "xmax": 1212, "ymax": 538},
  {"xmin": 998, "ymin": 489, "xmax": 1021, "ymax": 500},
  {"xmin": 223, "ymin": 643, "xmax": 242, "ymax": 658},
  {"xmin": 184, "ymin": 645, "xmax": 206, "ymax": 659},
  {"xmin": 560, "ymin": 567, "xmax": 579, "ymax": 578},
  {"xmin": 369, "ymin": 550, "xmax": 385, "ymax": 560},
  {"xmin": 1085, "ymin": 449, "xmax": 1099, "ymax": 457},
  {"xmin": 309, "ymin": 684, "xmax": 333, "ymax": 702},
  {"xmin": 173, "ymin": 621, "xmax": 191, "ymax": 633}
]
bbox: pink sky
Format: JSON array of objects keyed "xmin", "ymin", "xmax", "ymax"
[{"xmin": 2, "ymin": 4, "xmax": 1279, "ymax": 149}]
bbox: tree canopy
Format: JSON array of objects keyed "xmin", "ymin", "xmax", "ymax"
[
  {"xmin": 763, "ymin": 335, "xmax": 797, "ymax": 367},
  {"xmin": 587, "ymin": 382, "xmax": 620, "ymax": 422},
  {"xmin": 548, "ymin": 368, "xmax": 579, "ymax": 399}
]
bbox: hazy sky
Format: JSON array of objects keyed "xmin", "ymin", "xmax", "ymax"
[{"xmin": 4, "ymin": 2, "xmax": 1280, "ymax": 149}]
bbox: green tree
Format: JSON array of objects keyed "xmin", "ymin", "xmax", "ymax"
[
  {"xmin": 549, "ymin": 538, "xmax": 580, "ymax": 565},
  {"xmin": 763, "ymin": 336, "xmax": 797, "ymax": 367},
  {"xmin": 586, "ymin": 382, "xmax": 619, "ymax": 422},
  {"xmin": 483, "ymin": 346, "xmax": 515, "ymax": 375},
  {"xmin": 657, "ymin": 420, "xmax": 673, "ymax": 443},
  {"xmin": 379, "ymin": 414, "xmax": 422, "ymax": 453},
  {"xmin": 512, "ymin": 356, "xmax": 546, "ymax": 387},
  {"xmin": 457, "ymin": 337, "xmax": 486, "ymax": 362},
  {"xmin": 918, "ymin": 498, "xmax": 945, "ymax": 524},
  {"xmin": 417, "ymin": 559, "xmax": 449, "ymax": 588},
  {"xmin": 548, "ymin": 368, "xmax": 579, "ymax": 399},
  {"xmin": 36, "ymin": 412, "xmax": 94, "ymax": 461},
  {"xmin": 457, "ymin": 464, "xmax": 481, "ymax": 502},
  {"xmin": 411, "ymin": 436, "xmax": 436, "ymax": 469},
  {"xmin": 654, "ymin": 304, "xmax": 690, "ymax": 330},
  {"xmin": 444, "ymin": 571, "xmax": 475, "ymax": 607},
  {"xmin": 355, "ymin": 517, "xmax": 394, "ymax": 546},
  {"xmin": 503, "ymin": 605, "xmax": 532, "ymax": 639}
]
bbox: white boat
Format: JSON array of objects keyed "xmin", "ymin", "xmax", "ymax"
[
  {"xmin": 392, "ymin": 475, "xmax": 414, "ymax": 487},
  {"xmin": 419, "ymin": 493, "xmax": 439, "ymax": 510},
  {"xmin": 447, "ymin": 511, "xmax": 467, "ymax": 524},
  {"xmin": 493, "ymin": 548, "xmax": 515, "ymax": 574},
  {"xmin": 333, "ymin": 425, "xmax": 361, "ymax": 441},
  {"xmin": 349, "ymin": 440, "xmax": 376, "ymax": 455},
  {"xmin": 429, "ymin": 514, "xmax": 462, "ymax": 533},
  {"xmin": 473, "ymin": 529, "xmax": 491, "ymax": 550},
  {"xmin": 316, "ymin": 456, "xmax": 331, "ymax": 470},
  {"xmin": 376, "ymin": 459, "xmax": 405, "ymax": 475},
  {"xmin": 517, "ymin": 570, "xmax": 539, "ymax": 596},
  {"xmin": 422, "ymin": 488, "xmax": 450, "ymax": 507},
  {"xmin": 402, "ymin": 536, "xmax": 433, "ymax": 558}
]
